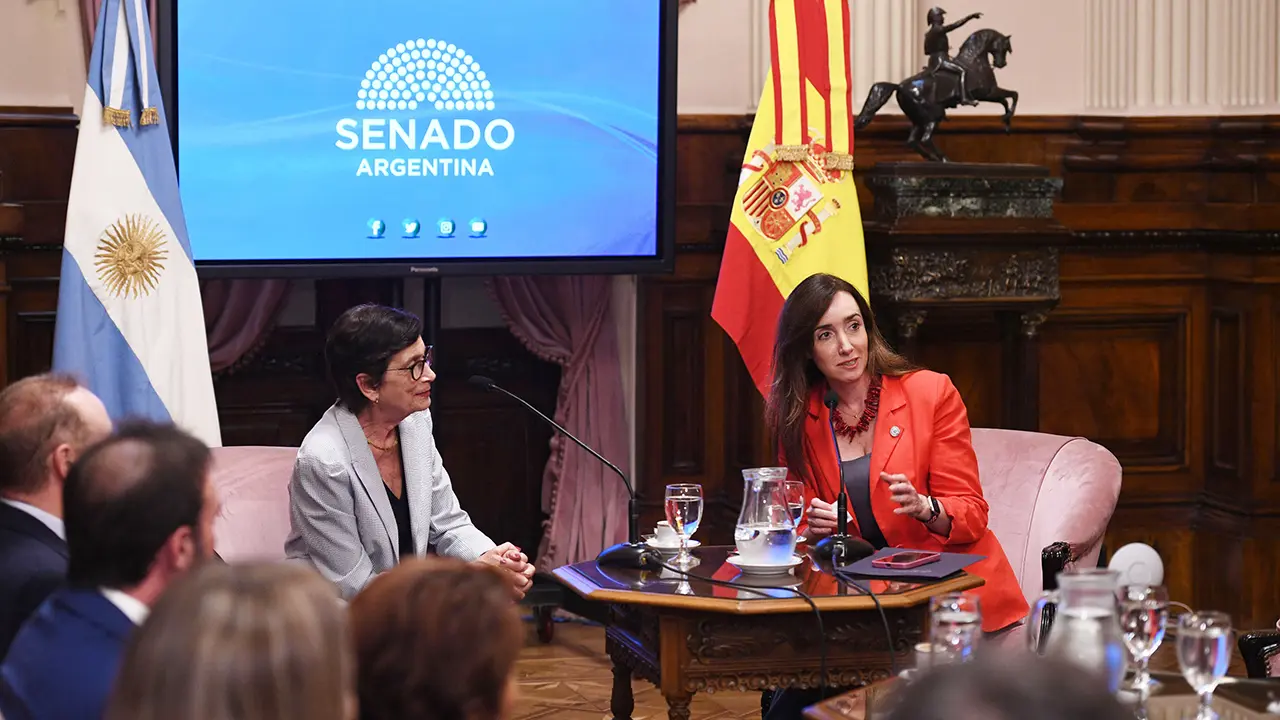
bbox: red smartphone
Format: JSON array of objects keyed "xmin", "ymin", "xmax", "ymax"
[{"xmin": 871, "ymin": 551, "xmax": 942, "ymax": 569}]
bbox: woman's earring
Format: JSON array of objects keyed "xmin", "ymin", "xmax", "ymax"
[{"xmin": 373, "ymin": 396, "xmax": 380, "ymax": 404}]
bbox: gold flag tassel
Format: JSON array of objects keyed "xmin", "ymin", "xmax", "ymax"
[
  {"xmin": 775, "ymin": 145, "xmax": 811, "ymax": 162},
  {"xmin": 102, "ymin": 107, "xmax": 132, "ymax": 127},
  {"xmin": 823, "ymin": 152, "xmax": 855, "ymax": 172},
  {"xmin": 140, "ymin": 107, "xmax": 159, "ymax": 126}
]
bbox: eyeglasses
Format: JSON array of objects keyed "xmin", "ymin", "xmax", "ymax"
[{"xmin": 388, "ymin": 345, "xmax": 434, "ymax": 381}]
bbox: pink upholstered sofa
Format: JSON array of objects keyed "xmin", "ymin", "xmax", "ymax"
[
  {"xmin": 971, "ymin": 428, "xmax": 1123, "ymax": 605},
  {"xmin": 209, "ymin": 446, "xmax": 298, "ymax": 563}
]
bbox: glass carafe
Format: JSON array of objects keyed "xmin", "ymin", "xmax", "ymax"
[
  {"xmin": 1027, "ymin": 568, "xmax": 1127, "ymax": 692},
  {"xmin": 733, "ymin": 468, "xmax": 797, "ymax": 565}
]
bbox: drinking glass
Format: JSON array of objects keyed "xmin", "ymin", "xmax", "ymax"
[
  {"xmin": 664, "ymin": 483, "xmax": 703, "ymax": 567},
  {"xmin": 1118, "ymin": 584, "xmax": 1169, "ymax": 691},
  {"xmin": 1176, "ymin": 611, "xmax": 1232, "ymax": 720},
  {"xmin": 783, "ymin": 480, "xmax": 805, "ymax": 532},
  {"xmin": 930, "ymin": 592, "xmax": 982, "ymax": 665}
]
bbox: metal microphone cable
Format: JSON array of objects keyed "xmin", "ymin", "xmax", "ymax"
[{"xmin": 833, "ymin": 567, "xmax": 899, "ymax": 678}]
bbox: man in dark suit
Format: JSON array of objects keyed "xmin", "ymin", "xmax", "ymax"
[
  {"xmin": 0, "ymin": 421, "xmax": 220, "ymax": 720},
  {"xmin": 0, "ymin": 374, "xmax": 112, "ymax": 658}
]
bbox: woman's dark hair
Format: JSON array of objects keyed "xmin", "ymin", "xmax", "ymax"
[
  {"xmin": 325, "ymin": 304, "xmax": 423, "ymax": 413},
  {"xmin": 884, "ymin": 652, "xmax": 1135, "ymax": 720},
  {"xmin": 349, "ymin": 557, "xmax": 524, "ymax": 720},
  {"xmin": 766, "ymin": 273, "xmax": 914, "ymax": 481}
]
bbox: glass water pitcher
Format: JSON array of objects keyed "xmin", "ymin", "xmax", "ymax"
[
  {"xmin": 733, "ymin": 467, "xmax": 797, "ymax": 565},
  {"xmin": 1026, "ymin": 568, "xmax": 1127, "ymax": 692}
]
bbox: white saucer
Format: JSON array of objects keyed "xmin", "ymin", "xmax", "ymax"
[
  {"xmin": 726, "ymin": 554, "xmax": 803, "ymax": 574},
  {"xmin": 645, "ymin": 538, "xmax": 700, "ymax": 553}
]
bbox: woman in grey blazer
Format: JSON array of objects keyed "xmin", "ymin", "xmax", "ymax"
[{"xmin": 285, "ymin": 304, "xmax": 534, "ymax": 600}]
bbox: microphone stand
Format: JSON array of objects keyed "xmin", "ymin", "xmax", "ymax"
[
  {"xmin": 470, "ymin": 376, "xmax": 658, "ymax": 569},
  {"xmin": 814, "ymin": 391, "xmax": 874, "ymax": 566}
]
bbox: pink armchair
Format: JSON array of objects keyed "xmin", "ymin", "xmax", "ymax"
[
  {"xmin": 971, "ymin": 429, "xmax": 1123, "ymax": 605},
  {"xmin": 209, "ymin": 446, "xmax": 298, "ymax": 563}
]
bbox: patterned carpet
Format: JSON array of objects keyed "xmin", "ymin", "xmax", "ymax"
[{"xmin": 513, "ymin": 613, "xmax": 762, "ymax": 720}]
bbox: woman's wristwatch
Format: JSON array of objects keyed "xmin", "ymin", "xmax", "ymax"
[{"xmin": 922, "ymin": 495, "xmax": 941, "ymax": 524}]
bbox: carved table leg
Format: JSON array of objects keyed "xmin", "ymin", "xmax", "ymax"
[
  {"xmin": 664, "ymin": 693, "xmax": 693, "ymax": 720},
  {"xmin": 610, "ymin": 660, "xmax": 634, "ymax": 720}
]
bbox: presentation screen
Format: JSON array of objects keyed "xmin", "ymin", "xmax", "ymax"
[{"xmin": 170, "ymin": 0, "xmax": 675, "ymax": 277}]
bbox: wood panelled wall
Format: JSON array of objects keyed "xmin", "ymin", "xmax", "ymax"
[
  {"xmin": 643, "ymin": 114, "xmax": 1280, "ymax": 629},
  {"xmin": 2, "ymin": 107, "xmax": 1278, "ymax": 627}
]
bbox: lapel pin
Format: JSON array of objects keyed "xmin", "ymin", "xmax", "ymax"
[{"xmin": 890, "ymin": 425, "xmax": 902, "ymax": 438}]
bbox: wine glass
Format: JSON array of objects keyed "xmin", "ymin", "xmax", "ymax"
[
  {"xmin": 1119, "ymin": 584, "xmax": 1169, "ymax": 691},
  {"xmin": 664, "ymin": 484, "xmax": 703, "ymax": 567},
  {"xmin": 929, "ymin": 592, "xmax": 982, "ymax": 665},
  {"xmin": 1176, "ymin": 611, "xmax": 1232, "ymax": 719},
  {"xmin": 783, "ymin": 480, "xmax": 805, "ymax": 538}
]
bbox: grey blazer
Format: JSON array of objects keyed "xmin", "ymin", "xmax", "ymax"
[{"xmin": 284, "ymin": 403, "xmax": 496, "ymax": 599}]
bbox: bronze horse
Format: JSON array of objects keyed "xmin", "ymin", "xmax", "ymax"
[{"xmin": 854, "ymin": 29, "xmax": 1017, "ymax": 162}]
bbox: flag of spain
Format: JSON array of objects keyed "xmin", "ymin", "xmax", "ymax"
[{"xmin": 711, "ymin": 0, "xmax": 870, "ymax": 397}]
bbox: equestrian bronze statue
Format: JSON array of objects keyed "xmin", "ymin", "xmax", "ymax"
[{"xmin": 854, "ymin": 7, "xmax": 1017, "ymax": 162}]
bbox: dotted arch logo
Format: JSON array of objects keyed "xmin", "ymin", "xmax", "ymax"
[{"xmin": 357, "ymin": 38, "xmax": 495, "ymax": 113}]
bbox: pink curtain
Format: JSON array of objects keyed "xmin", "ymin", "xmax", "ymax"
[
  {"xmin": 490, "ymin": 277, "xmax": 630, "ymax": 569},
  {"xmin": 81, "ymin": 0, "xmax": 290, "ymax": 373}
]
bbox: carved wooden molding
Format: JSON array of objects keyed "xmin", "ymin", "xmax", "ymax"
[{"xmin": 869, "ymin": 248, "xmax": 1061, "ymax": 302}]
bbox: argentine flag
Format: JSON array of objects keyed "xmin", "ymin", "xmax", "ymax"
[{"xmin": 53, "ymin": 0, "xmax": 221, "ymax": 448}]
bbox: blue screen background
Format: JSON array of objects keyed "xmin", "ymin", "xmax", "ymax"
[{"xmin": 176, "ymin": 1, "xmax": 661, "ymax": 262}]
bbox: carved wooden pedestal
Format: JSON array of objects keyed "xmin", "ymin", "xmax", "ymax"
[{"xmin": 864, "ymin": 162, "xmax": 1069, "ymax": 431}]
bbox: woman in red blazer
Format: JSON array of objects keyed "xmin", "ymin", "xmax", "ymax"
[{"xmin": 767, "ymin": 273, "xmax": 1028, "ymax": 634}]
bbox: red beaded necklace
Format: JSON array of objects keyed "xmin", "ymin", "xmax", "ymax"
[{"xmin": 830, "ymin": 379, "xmax": 882, "ymax": 440}]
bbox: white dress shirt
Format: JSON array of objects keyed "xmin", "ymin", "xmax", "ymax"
[
  {"xmin": 0, "ymin": 498, "xmax": 65, "ymax": 540},
  {"xmin": 99, "ymin": 588, "xmax": 149, "ymax": 626}
]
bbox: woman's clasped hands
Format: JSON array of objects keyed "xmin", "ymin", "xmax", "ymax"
[{"xmin": 477, "ymin": 542, "xmax": 536, "ymax": 599}]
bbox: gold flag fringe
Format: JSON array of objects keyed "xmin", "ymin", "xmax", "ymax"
[
  {"xmin": 823, "ymin": 152, "xmax": 855, "ymax": 171},
  {"xmin": 775, "ymin": 145, "xmax": 810, "ymax": 162},
  {"xmin": 140, "ymin": 107, "xmax": 159, "ymax": 126},
  {"xmin": 102, "ymin": 107, "xmax": 132, "ymax": 127}
]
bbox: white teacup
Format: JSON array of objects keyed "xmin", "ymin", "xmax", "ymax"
[{"xmin": 654, "ymin": 521, "xmax": 678, "ymax": 545}]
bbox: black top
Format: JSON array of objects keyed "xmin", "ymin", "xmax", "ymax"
[
  {"xmin": 841, "ymin": 455, "xmax": 888, "ymax": 549},
  {"xmin": 385, "ymin": 442, "xmax": 413, "ymax": 559}
]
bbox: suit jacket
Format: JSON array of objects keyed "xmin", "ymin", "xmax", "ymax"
[
  {"xmin": 794, "ymin": 370, "xmax": 1029, "ymax": 632},
  {"xmin": 0, "ymin": 503, "xmax": 68, "ymax": 659},
  {"xmin": 285, "ymin": 403, "xmax": 496, "ymax": 599},
  {"xmin": 0, "ymin": 589, "xmax": 134, "ymax": 720}
]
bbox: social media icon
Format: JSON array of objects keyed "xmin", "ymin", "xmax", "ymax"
[
  {"xmin": 469, "ymin": 218, "xmax": 487, "ymax": 238},
  {"xmin": 437, "ymin": 218, "xmax": 456, "ymax": 238},
  {"xmin": 402, "ymin": 218, "xmax": 421, "ymax": 238},
  {"xmin": 368, "ymin": 218, "xmax": 386, "ymax": 239}
]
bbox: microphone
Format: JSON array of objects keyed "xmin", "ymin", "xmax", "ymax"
[
  {"xmin": 813, "ymin": 390, "xmax": 875, "ymax": 566},
  {"xmin": 468, "ymin": 375, "xmax": 660, "ymax": 569}
]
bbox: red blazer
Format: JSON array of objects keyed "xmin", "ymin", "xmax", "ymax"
[{"xmin": 792, "ymin": 370, "xmax": 1029, "ymax": 632}]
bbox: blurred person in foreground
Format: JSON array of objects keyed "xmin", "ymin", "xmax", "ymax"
[
  {"xmin": 883, "ymin": 651, "xmax": 1134, "ymax": 720},
  {"xmin": 286, "ymin": 304, "xmax": 533, "ymax": 600},
  {"xmin": 349, "ymin": 557, "xmax": 525, "ymax": 720},
  {"xmin": 0, "ymin": 374, "xmax": 112, "ymax": 656},
  {"xmin": 0, "ymin": 421, "xmax": 218, "ymax": 720},
  {"xmin": 106, "ymin": 562, "xmax": 354, "ymax": 720}
]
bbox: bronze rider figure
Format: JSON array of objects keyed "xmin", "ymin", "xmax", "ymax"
[{"xmin": 925, "ymin": 7, "xmax": 983, "ymax": 106}]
